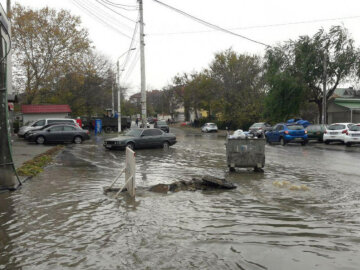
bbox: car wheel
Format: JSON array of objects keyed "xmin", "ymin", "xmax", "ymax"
[
  {"xmin": 104, "ymin": 126, "xmax": 112, "ymax": 133},
  {"xmin": 74, "ymin": 136, "xmax": 83, "ymax": 144},
  {"xmin": 163, "ymin": 141, "xmax": 170, "ymax": 149},
  {"xmin": 36, "ymin": 136, "xmax": 45, "ymax": 144},
  {"xmin": 280, "ymin": 137, "xmax": 286, "ymax": 146},
  {"xmin": 346, "ymin": 142, "xmax": 352, "ymax": 147},
  {"xmin": 301, "ymin": 140, "xmax": 308, "ymax": 146},
  {"xmin": 126, "ymin": 142, "xmax": 134, "ymax": 150},
  {"xmin": 324, "ymin": 141, "xmax": 330, "ymax": 145},
  {"xmin": 266, "ymin": 136, "xmax": 271, "ymax": 145}
]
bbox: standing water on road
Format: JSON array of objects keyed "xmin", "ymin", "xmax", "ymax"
[{"xmin": 1, "ymin": 128, "xmax": 360, "ymax": 269}]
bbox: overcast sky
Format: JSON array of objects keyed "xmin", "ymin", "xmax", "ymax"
[{"xmin": 4, "ymin": 0, "xmax": 360, "ymax": 96}]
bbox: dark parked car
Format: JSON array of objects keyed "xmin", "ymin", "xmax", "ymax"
[
  {"xmin": 249, "ymin": 122, "xmax": 272, "ymax": 138},
  {"xmin": 154, "ymin": 120, "xmax": 169, "ymax": 133},
  {"xmin": 265, "ymin": 123, "xmax": 308, "ymax": 145},
  {"xmin": 24, "ymin": 122, "xmax": 78, "ymax": 139},
  {"xmin": 27, "ymin": 124, "xmax": 90, "ymax": 144},
  {"xmin": 103, "ymin": 128, "xmax": 176, "ymax": 150},
  {"xmin": 306, "ymin": 124, "xmax": 327, "ymax": 142},
  {"xmin": 147, "ymin": 117, "xmax": 157, "ymax": 124}
]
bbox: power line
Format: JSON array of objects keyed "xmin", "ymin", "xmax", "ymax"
[
  {"xmin": 101, "ymin": 0, "xmax": 138, "ymax": 11},
  {"xmin": 148, "ymin": 15, "xmax": 360, "ymax": 36},
  {"xmin": 72, "ymin": 0, "xmax": 133, "ymax": 39},
  {"xmin": 83, "ymin": 0, "xmax": 134, "ymax": 30},
  {"xmin": 122, "ymin": 48, "xmax": 139, "ymax": 84},
  {"xmin": 152, "ymin": 0, "xmax": 269, "ymax": 47},
  {"xmin": 102, "ymin": 0, "xmax": 137, "ymax": 8},
  {"xmin": 95, "ymin": 0, "xmax": 137, "ymax": 22},
  {"xmin": 119, "ymin": 20, "xmax": 139, "ymax": 76}
]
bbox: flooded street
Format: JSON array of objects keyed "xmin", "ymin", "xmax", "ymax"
[{"xmin": 1, "ymin": 127, "xmax": 360, "ymax": 270}]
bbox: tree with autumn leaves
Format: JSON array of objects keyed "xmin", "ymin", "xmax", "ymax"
[{"xmin": 11, "ymin": 4, "xmax": 115, "ymax": 116}]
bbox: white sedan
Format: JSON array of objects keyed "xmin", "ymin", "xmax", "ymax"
[
  {"xmin": 201, "ymin": 123, "xmax": 218, "ymax": 133},
  {"xmin": 323, "ymin": 123, "xmax": 354, "ymax": 144},
  {"xmin": 344, "ymin": 124, "xmax": 360, "ymax": 146}
]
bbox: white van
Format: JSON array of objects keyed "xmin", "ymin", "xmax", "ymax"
[{"xmin": 18, "ymin": 118, "xmax": 77, "ymax": 137}]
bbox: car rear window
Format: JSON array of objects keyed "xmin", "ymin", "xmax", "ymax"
[
  {"xmin": 209, "ymin": 124, "xmax": 217, "ymax": 127},
  {"xmin": 157, "ymin": 121, "xmax": 166, "ymax": 125},
  {"xmin": 287, "ymin": 125, "xmax": 303, "ymax": 130},
  {"xmin": 350, "ymin": 125, "xmax": 360, "ymax": 131},
  {"xmin": 125, "ymin": 129, "xmax": 142, "ymax": 137},
  {"xmin": 328, "ymin": 124, "xmax": 346, "ymax": 130},
  {"xmin": 251, "ymin": 123, "xmax": 263, "ymax": 128}
]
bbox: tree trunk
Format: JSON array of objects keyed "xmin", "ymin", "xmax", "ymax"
[{"xmin": 316, "ymin": 101, "xmax": 322, "ymax": 124}]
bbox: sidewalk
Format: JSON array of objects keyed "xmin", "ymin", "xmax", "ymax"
[{"xmin": 11, "ymin": 135, "xmax": 55, "ymax": 169}]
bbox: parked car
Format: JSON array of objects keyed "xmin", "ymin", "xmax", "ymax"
[
  {"xmin": 201, "ymin": 123, "xmax": 218, "ymax": 133},
  {"xmin": 24, "ymin": 122, "xmax": 78, "ymax": 139},
  {"xmin": 154, "ymin": 120, "xmax": 169, "ymax": 133},
  {"xmin": 343, "ymin": 124, "xmax": 360, "ymax": 146},
  {"xmin": 103, "ymin": 128, "xmax": 176, "ymax": 150},
  {"xmin": 306, "ymin": 124, "xmax": 327, "ymax": 142},
  {"xmin": 18, "ymin": 118, "xmax": 77, "ymax": 138},
  {"xmin": 323, "ymin": 123, "xmax": 354, "ymax": 144},
  {"xmin": 249, "ymin": 122, "xmax": 272, "ymax": 138},
  {"xmin": 147, "ymin": 117, "xmax": 157, "ymax": 124},
  {"xmin": 27, "ymin": 124, "xmax": 90, "ymax": 144},
  {"xmin": 265, "ymin": 123, "xmax": 308, "ymax": 145}
]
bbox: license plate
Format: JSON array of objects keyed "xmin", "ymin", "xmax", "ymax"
[
  {"xmin": 293, "ymin": 138, "xmax": 302, "ymax": 141},
  {"xmin": 330, "ymin": 132, "xmax": 338, "ymax": 135}
]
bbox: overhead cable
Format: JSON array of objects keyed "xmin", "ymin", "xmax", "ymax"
[
  {"xmin": 120, "ymin": 20, "xmax": 140, "ymax": 78},
  {"xmin": 101, "ymin": 0, "xmax": 138, "ymax": 11},
  {"xmin": 72, "ymin": 0, "xmax": 133, "ymax": 39},
  {"xmin": 95, "ymin": 0, "xmax": 137, "ymax": 22},
  {"xmin": 152, "ymin": 0, "xmax": 270, "ymax": 47},
  {"xmin": 148, "ymin": 15, "xmax": 360, "ymax": 36},
  {"xmin": 77, "ymin": 0, "xmax": 134, "ymax": 31}
]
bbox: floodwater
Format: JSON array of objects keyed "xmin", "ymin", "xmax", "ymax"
[{"xmin": 1, "ymin": 128, "xmax": 360, "ymax": 270}]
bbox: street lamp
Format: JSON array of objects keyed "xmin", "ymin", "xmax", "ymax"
[{"xmin": 116, "ymin": 48, "xmax": 136, "ymax": 133}]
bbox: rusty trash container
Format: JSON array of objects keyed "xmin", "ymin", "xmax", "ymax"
[{"xmin": 225, "ymin": 137, "xmax": 265, "ymax": 172}]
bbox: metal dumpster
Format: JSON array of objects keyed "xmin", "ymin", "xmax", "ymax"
[{"xmin": 225, "ymin": 138, "xmax": 265, "ymax": 171}]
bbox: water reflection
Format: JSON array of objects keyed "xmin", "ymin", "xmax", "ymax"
[{"xmin": 1, "ymin": 129, "xmax": 360, "ymax": 269}]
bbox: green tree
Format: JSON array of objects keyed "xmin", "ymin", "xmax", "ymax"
[
  {"xmin": 265, "ymin": 26, "xmax": 359, "ymax": 122},
  {"xmin": 209, "ymin": 49, "xmax": 265, "ymax": 128}
]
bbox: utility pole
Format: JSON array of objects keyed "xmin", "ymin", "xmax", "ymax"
[
  {"xmin": 111, "ymin": 83, "xmax": 114, "ymax": 116},
  {"xmin": 322, "ymin": 53, "xmax": 327, "ymax": 124},
  {"xmin": 0, "ymin": 3, "xmax": 19, "ymax": 190},
  {"xmin": 7, "ymin": 0, "xmax": 11, "ymax": 16},
  {"xmin": 139, "ymin": 0, "xmax": 147, "ymax": 127},
  {"xmin": 117, "ymin": 60, "xmax": 122, "ymax": 133}
]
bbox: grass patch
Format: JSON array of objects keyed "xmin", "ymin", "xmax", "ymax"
[{"xmin": 16, "ymin": 145, "xmax": 64, "ymax": 177}]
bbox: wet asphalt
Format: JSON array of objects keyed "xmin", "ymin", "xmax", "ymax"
[{"xmin": 1, "ymin": 127, "xmax": 360, "ymax": 270}]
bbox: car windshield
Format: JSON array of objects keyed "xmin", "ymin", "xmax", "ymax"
[
  {"xmin": 157, "ymin": 121, "xmax": 166, "ymax": 125},
  {"xmin": 350, "ymin": 125, "xmax": 360, "ymax": 131},
  {"xmin": 251, "ymin": 123, "xmax": 263, "ymax": 128},
  {"xmin": 287, "ymin": 125, "xmax": 303, "ymax": 130},
  {"xmin": 24, "ymin": 121, "xmax": 34, "ymax": 126},
  {"xmin": 124, "ymin": 129, "xmax": 142, "ymax": 137},
  {"xmin": 328, "ymin": 124, "xmax": 346, "ymax": 130}
]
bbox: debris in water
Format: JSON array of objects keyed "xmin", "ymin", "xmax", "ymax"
[
  {"xmin": 105, "ymin": 176, "xmax": 236, "ymax": 195},
  {"xmin": 273, "ymin": 181, "xmax": 309, "ymax": 191}
]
